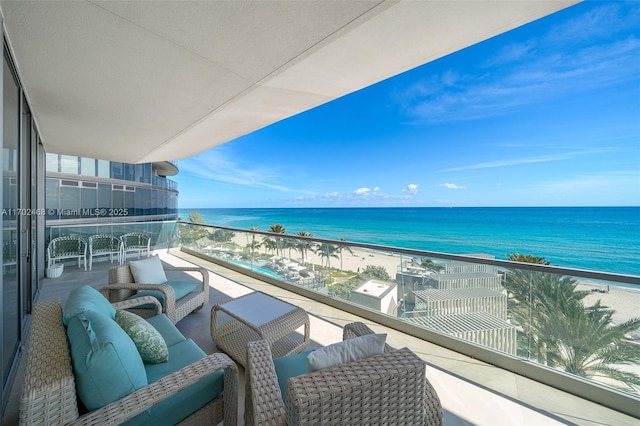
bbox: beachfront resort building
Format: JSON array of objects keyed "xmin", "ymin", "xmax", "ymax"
[
  {"xmin": 1, "ymin": 1, "xmax": 637, "ymax": 424},
  {"xmin": 351, "ymin": 279, "xmax": 398, "ymax": 316},
  {"xmin": 396, "ymin": 256, "xmax": 515, "ymax": 354}
]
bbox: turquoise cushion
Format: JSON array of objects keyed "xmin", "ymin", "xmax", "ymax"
[
  {"xmin": 115, "ymin": 310, "xmax": 169, "ymax": 364},
  {"xmin": 145, "ymin": 314, "xmax": 186, "ymax": 347},
  {"xmin": 124, "ymin": 339, "xmax": 225, "ymax": 426},
  {"xmin": 129, "ymin": 281, "xmax": 198, "ymax": 308},
  {"xmin": 66, "ymin": 310, "xmax": 147, "ymax": 411},
  {"xmin": 63, "ymin": 285, "xmax": 116, "ymax": 325},
  {"xmin": 273, "ymin": 350, "xmax": 313, "ymax": 404}
]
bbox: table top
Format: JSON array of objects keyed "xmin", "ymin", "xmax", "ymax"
[{"xmin": 216, "ymin": 292, "xmax": 301, "ymax": 327}]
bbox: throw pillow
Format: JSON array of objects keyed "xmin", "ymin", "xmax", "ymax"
[
  {"xmin": 129, "ymin": 255, "xmax": 167, "ymax": 284},
  {"xmin": 66, "ymin": 310, "xmax": 147, "ymax": 410},
  {"xmin": 307, "ymin": 333, "xmax": 387, "ymax": 372},
  {"xmin": 115, "ymin": 309, "xmax": 169, "ymax": 363}
]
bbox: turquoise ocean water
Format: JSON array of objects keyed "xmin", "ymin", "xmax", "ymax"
[{"xmin": 178, "ymin": 207, "xmax": 639, "ymax": 276}]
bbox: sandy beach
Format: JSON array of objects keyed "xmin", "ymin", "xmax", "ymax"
[{"xmin": 226, "ymin": 232, "xmax": 639, "ymax": 326}]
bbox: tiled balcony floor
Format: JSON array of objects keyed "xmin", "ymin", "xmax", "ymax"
[{"xmin": 3, "ymin": 250, "xmax": 637, "ymax": 425}]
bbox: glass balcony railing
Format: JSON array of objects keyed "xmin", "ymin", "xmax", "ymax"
[
  {"xmin": 47, "ymin": 220, "xmax": 179, "ymax": 250},
  {"xmin": 177, "ymin": 221, "xmax": 640, "ymax": 417}
]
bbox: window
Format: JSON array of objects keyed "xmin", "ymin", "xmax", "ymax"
[{"xmin": 80, "ymin": 157, "xmax": 96, "ymax": 176}]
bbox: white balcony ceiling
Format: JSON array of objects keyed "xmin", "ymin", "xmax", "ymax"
[{"xmin": 0, "ymin": 1, "xmax": 577, "ymax": 163}]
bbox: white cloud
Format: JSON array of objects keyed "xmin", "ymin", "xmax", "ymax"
[
  {"xmin": 354, "ymin": 187, "xmax": 371, "ymax": 195},
  {"xmin": 403, "ymin": 183, "xmax": 419, "ymax": 195},
  {"xmin": 180, "ymin": 148, "xmax": 300, "ymax": 193},
  {"xmin": 439, "ymin": 183, "xmax": 466, "ymax": 190},
  {"xmin": 395, "ymin": 4, "xmax": 640, "ymax": 123},
  {"xmin": 438, "ymin": 150, "xmax": 605, "ymax": 173}
]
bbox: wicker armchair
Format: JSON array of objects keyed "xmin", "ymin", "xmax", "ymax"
[
  {"xmin": 104, "ymin": 263, "xmax": 209, "ymax": 323},
  {"xmin": 20, "ymin": 298, "xmax": 238, "ymax": 425},
  {"xmin": 46, "ymin": 235, "xmax": 87, "ymax": 271},
  {"xmin": 87, "ymin": 234, "xmax": 121, "ymax": 270},
  {"xmin": 244, "ymin": 321, "xmax": 443, "ymax": 426}
]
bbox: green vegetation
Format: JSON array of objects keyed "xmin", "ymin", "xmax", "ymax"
[
  {"xmin": 505, "ymin": 253, "xmax": 640, "ymax": 392},
  {"xmin": 329, "ymin": 265, "xmax": 391, "ymax": 300}
]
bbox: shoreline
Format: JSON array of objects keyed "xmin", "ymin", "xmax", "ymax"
[{"xmin": 226, "ymin": 233, "xmax": 639, "ymax": 326}]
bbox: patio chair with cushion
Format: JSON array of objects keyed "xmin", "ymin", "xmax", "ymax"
[
  {"xmin": 103, "ymin": 255, "xmax": 209, "ymax": 323},
  {"xmin": 120, "ymin": 232, "xmax": 151, "ymax": 263},
  {"xmin": 88, "ymin": 234, "xmax": 121, "ymax": 270},
  {"xmin": 20, "ymin": 286, "xmax": 238, "ymax": 425},
  {"xmin": 245, "ymin": 321, "xmax": 443, "ymax": 426},
  {"xmin": 46, "ymin": 235, "xmax": 87, "ymax": 271}
]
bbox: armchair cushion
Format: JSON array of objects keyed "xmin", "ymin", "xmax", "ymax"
[
  {"xmin": 115, "ymin": 310, "xmax": 169, "ymax": 364},
  {"xmin": 306, "ymin": 333, "xmax": 387, "ymax": 372},
  {"xmin": 127, "ymin": 339, "xmax": 225, "ymax": 426},
  {"xmin": 67, "ymin": 310, "xmax": 147, "ymax": 411},
  {"xmin": 145, "ymin": 313, "xmax": 187, "ymax": 347},
  {"xmin": 63, "ymin": 285, "xmax": 116, "ymax": 325},
  {"xmin": 129, "ymin": 281, "xmax": 198, "ymax": 308},
  {"xmin": 129, "ymin": 255, "xmax": 167, "ymax": 284},
  {"xmin": 272, "ymin": 351, "xmax": 313, "ymax": 404}
]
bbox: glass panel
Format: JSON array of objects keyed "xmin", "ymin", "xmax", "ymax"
[
  {"xmin": 3, "ymin": 54, "xmax": 20, "ymax": 386},
  {"xmin": 59, "ymin": 155, "xmax": 78, "ymax": 174},
  {"xmin": 97, "ymin": 160, "xmax": 110, "ymax": 178},
  {"xmin": 45, "ymin": 178, "xmax": 60, "ymax": 220},
  {"xmin": 97, "ymin": 183, "xmax": 111, "ymax": 210},
  {"xmin": 111, "ymin": 162, "xmax": 124, "ymax": 180},
  {"xmin": 80, "ymin": 187, "xmax": 97, "ymax": 217},
  {"xmin": 80, "ymin": 157, "xmax": 95, "ymax": 176},
  {"xmin": 177, "ymin": 222, "xmax": 640, "ymax": 399},
  {"xmin": 45, "ymin": 153, "xmax": 59, "ymax": 172},
  {"xmin": 59, "ymin": 185, "xmax": 80, "ymax": 219},
  {"xmin": 123, "ymin": 163, "xmax": 134, "ymax": 182}
]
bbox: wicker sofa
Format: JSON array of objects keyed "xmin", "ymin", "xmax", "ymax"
[
  {"xmin": 20, "ymin": 287, "xmax": 238, "ymax": 425},
  {"xmin": 244, "ymin": 321, "xmax": 443, "ymax": 425},
  {"xmin": 104, "ymin": 260, "xmax": 209, "ymax": 324}
]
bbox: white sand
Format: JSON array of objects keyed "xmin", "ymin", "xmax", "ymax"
[{"xmin": 226, "ymin": 233, "xmax": 638, "ymax": 324}]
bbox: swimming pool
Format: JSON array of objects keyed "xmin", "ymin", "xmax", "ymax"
[{"xmin": 226, "ymin": 259, "xmax": 284, "ymax": 280}]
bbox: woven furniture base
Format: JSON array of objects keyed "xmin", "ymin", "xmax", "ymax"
[
  {"xmin": 211, "ymin": 292, "xmax": 310, "ymax": 367},
  {"xmin": 245, "ymin": 321, "xmax": 443, "ymax": 426}
]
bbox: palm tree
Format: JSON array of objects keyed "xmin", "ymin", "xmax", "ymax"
[
  {"xmin": 294, "ymin": 231, "xmax": 314, "ymax": 263},
  {"xmin": 187, "ymin": 210, "xmax": 205, "ymax": 224},
  {"xmin": 505, "ymin": 252, "xmax": 640, "ymax": 391},
  {"xmin": 419, "ymin": 257, "xmax": 445, "ymax": 273},
  {"xmin": 247, "ymin": 227, "xmax": 261, "ymax": 257},
  {"xmin": 262, "ymin": 238, "xmax": 278, "ymax": 255},
  {"xmin": 540, "ymin": 299, "xmax": 640, "ymax": 392},
  {"xmin": 337, "ymin": 238, "xmax": 354, "ymax": 271},
  {"xmin": 314, "ymin": 243, "xmax": 339, "ymax": 268},
  {"xmin": 268, "ymin": 224, "xmax": 286, "ymax": 257}
]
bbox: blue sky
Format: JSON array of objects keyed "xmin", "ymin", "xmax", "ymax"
[{"xmin": 176, "ymin": 1, "xmax": 640, "ymax": 208}]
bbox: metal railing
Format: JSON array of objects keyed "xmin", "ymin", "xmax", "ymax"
[{"xmin": 177, "ymin": 221, "xmax": 640, "ymax": 418}]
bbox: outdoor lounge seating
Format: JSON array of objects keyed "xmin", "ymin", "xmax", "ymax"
[
  {"xmin": 20, "ymin": 286, "xmax": 238, "ymax": 425},
  {"xmin": 244, "ymin": 321, "xmax": 443, "ymax": 425},
  {"xmin": 120, "ymin": 232, "xmax": 151, "ymax": 262},
  {"xmin": 104, "ymin": 256, "xmax": 210, "ymax": 323},
  {"xmin": 46, "ymin": 235, "xmax": 87, "ymax": 271},
  {"xmin": 87, "ymin": 234, "xmax": 121, "ymax": 270}
]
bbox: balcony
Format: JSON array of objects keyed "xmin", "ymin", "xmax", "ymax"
[{"xmin": 5, "ymin": 223, "xmax": 638, "ymax": 425}]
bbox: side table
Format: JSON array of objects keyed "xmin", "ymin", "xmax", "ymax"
[{"xmin": 211, "ymin": 292, "xmax": 310, "ymax": 367}]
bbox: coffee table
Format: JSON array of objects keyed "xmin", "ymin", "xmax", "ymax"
[{"xmin": 210, "ymin": 292, "xmax": 310, "ymax": 367}]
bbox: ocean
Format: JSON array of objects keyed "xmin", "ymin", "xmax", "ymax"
[{"xmin": 178, "ymin": 207, "xmax": 640, "ymax": 276}]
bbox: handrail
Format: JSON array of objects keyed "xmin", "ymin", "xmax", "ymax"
[{"xmin": 178, "ymin": 220, "xmax": 640, "ymax": 286}]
